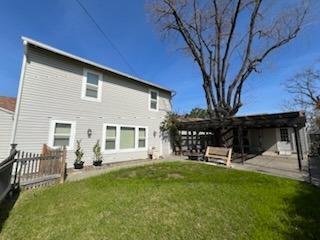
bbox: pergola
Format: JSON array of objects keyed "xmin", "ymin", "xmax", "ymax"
[{"xmin": 176, "ymin": 111, "xmax": 306, "ymax": 170}]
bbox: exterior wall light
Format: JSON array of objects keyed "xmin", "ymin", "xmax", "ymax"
[{"xmin": 87, "ymin": 129, "xmax": 92, "ymax": 138}]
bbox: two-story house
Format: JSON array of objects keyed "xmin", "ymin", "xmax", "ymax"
[{"xmin": 4, "ymin": 37, "xmax": 172, "ymax": 167}]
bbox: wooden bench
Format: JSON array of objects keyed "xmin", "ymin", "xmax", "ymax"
[{"xmin": 204, "ymin": 146, "xmax": 233, "ymax": 167}]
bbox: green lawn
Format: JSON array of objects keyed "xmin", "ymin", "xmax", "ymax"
[{"xmin": 1, "ymin": 162, "xmax": 320, "ymax": 240}]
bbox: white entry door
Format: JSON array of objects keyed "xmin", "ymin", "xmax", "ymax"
[{"xmin": 277, "ymin": 128, "xmax": 292, "ymax": 155}]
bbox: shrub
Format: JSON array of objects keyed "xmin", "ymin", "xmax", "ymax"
[
  {"xmin": 74, "ymin": 140, "xmax": 84, "ymax": 164},
  {"xmin": 93, "ymin": 140, "xmax": 103, "ymax": 162}
]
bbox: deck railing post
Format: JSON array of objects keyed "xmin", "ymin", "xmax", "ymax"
[{"xmin": 10, "ymin": 144, "xmax": 17, "ymax": 154}]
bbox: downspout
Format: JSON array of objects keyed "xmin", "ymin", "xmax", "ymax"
[
  {"xmin": 11, "ymin": 39, "xmax": 28, "ymax": 144},
  {"xmin": 293, "ymin": 126, "xmax": 302, "ymax": 171},
  {"xmin": 303, "ymin": 126, "xmax": 309, "ymax": 155},
  {"xmin": 170, "ymin": 90, "xmax": 176, "ymax": 112}
]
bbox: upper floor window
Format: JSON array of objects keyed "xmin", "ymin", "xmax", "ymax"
[
  {"xmin": 149, "ymin": 89, "xmax": 158, "ymax": 111},
  {"xmin": 81, "ymin": 69, "xmax": 102, "ymax": 102},
  {"xmin": 48, "ymin": 120, "xmax": 76, "ymax": 150}
]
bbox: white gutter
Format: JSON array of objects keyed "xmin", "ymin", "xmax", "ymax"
[
  {"xmin": 21, "ymin": 36, "xmax": 173, "ymax": 94},
  {"xmin": 11, "ymin": 40, "xmax": 28, "ymax": 144}
]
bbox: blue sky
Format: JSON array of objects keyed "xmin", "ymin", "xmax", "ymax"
[{"xmin": 0, "ymin": 0, "xmax": 319, "ymax": 115}]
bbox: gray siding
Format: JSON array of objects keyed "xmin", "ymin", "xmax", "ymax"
[
  {"xmin": 0, "ymin": 110, "xmax": 13, "ymax": 160},
  {"xmin": 15, "ymin": 46, "xmax": 172, "ymax": 167},
  {"xmin": 260, "ymin": 128, "xmax": 278, "ymax": 153},
  {"xmin": 290, "ymin": 127, "xmax": 309, "ymax": 154},
  {"xmin": 248, "ymin": 128, "xmax": 277, "ymax": 154},
  {"xmin": 300, "ymin": 127, "xmax": 308, "ymax": 154},
  {"xmin": 248, "ymin": 127, "xmax": 308, "ymax": 155}
]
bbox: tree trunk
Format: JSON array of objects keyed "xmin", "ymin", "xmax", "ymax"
[
  {"xmin": 202, "ymin": 77, "xmax": 215, "ymax": 118},
  {"xmin": 214, "ymin": 127, "xmax": 234, "ymax": 148}
]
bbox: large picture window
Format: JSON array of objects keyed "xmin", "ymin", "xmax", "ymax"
[
  {"xmin": 102, "ymin": 124, "xmax": 147, "ymax": 153},
  {"xmin": 49, "ymin": 120, "xmax": 76, "ymax": 150},
  {"xmin": 120, "ymin": 127, "xmax": 135, "ymax": 149},
  {"xmin": 81, "ymin": 69, "xmax": 102, "ymax": 102}
]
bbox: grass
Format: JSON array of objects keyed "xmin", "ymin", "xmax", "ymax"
[{"xmin": 1, "ymin": 161, "xmax": 320, "ymax": 240}]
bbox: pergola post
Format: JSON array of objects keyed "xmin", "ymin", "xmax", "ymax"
[
  {"xmin": 191, "ymin": 131, "xmax": 194, "ymax": 152},
  {"xmin": 186, "ymin": 130, "xmax": 190, "ymax": 151},
  {"xmin": 206, "ymin": 130, "xmax": 208, "ymax": 146},
  {"xmin": 196, "ymin": 131, "xmax": 199, "ymax": 152},
  {"xmin": 238, "ymin": 126, "xmax": 245, "ymax": 164},
  {"xmin": 293, "ymin": 127, "xmax": 302, "ymax": 171},
  {"xmin": 298, "ymin": 130, "xmax": 304, "ymax": 161},
  {"xmin": 258, "ymin": 129, "xmax": 263, "ymax": 153}
]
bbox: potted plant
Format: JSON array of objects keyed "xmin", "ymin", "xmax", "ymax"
[
  {"xmin": 74, "ymin": 140, "xmax": 84, "ymax": 169},
  {"xmin": 93, "ymin": 140, "xmax": 103, "ymax": 166}
]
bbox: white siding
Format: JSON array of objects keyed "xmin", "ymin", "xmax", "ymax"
[
  {"xmin": 14, "ymin": 46, "xmax": 172, "ymax": 167},
  {"xmin": 248, "ymin": 127, "xmax": 308, "ymax": 155},
  {"xmin": 290, "ymin": 127, "xmax": 309, "ymax": 154},
  {"xmin": 248, "ymin": 128, "xmax": 279, "ymax": 154},
  {"xmin": 260, "ymin": 128, "xmax": 278, "ymax": 153},
  {"xmin": 0, "ymin": 110, "xmax": 13, "ymax": 160}
]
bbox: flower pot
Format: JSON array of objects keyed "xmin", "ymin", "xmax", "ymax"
[
  {"xmin": 74, "ymin": 161, "xmax": 84, "ymax": 169},
  {"xmin": 93, "ymin": 160, "xmax": 102, "ymax": 166}
]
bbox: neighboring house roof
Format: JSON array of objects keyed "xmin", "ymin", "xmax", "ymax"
[
  {"xmin": 0, "ymin": 96, "xmax": 16, "ymax": 113},
  {"xmin": 22, "ymin": 37, "xmax": 173, "ymax": 94}
]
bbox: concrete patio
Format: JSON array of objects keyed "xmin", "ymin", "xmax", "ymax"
[{"xmin": 231, "ymin": 154, "xmax": 309, "ymax": 181}]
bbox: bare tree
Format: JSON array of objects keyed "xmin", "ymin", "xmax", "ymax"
[
  {"xmin": 148, "ymin": 0, "xmax": 309, "ymax": 119},
  {"xmin": 286, "ymin": 68, "xmax": 320, "ymax": 109},
  {"xmin": 285, "ymin": 68, "xmax": 320, "ymax": 128}
]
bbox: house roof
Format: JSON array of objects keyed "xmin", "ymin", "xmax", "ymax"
[
  {"xmin": 177, "ymin": 111, "xmax": 306, "ymax": 130},
  {"xmin": 0, "ymin": 96, "xmax": 16, "ymax": 113},
  {"xmin": 22, "ymin": 37, "xmax": 173, "ymax": 94}
]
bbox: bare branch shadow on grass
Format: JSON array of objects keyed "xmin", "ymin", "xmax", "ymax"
[
  {"xmin": 284, "ymin": 183, "xmax": 320, "ymax": 240},
  {"xmin": 0, "ymin": 189, "xmax": 20, "ymax": 232}
]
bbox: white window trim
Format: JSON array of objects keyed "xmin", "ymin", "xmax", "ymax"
[
  {"xmin": 149, "ymin": 89, "xmax": 159, "ymax": 111},
  {"xmin": 102, "ymin": 124, "xmax": 118, "ymax": 154},
  {"xmin": 101, "ymin": 124, "xmax": 148, "ymax": 154},
  {"xmin": 81, "ymin": 68, "xmax": 103, "ymax": 102},
  {"xmin": 138, "ymin": 127, "xmax": 147, "ymax": 148},
  {"xmin": 48, "ymin": 120, "xmax": 76, "ymax": 150}
]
